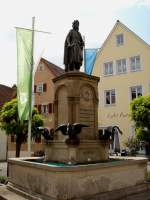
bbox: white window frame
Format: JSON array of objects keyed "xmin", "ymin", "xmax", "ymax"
[
  {"xmin": 38, "ymin": 63, "xmax": 45, "ymax": 71},
  {"xmin": 116, "ymin": 58, "xmax": 127, "ymax": 74},
  {"xmin": 116, "ymin": 34, "xmax": 124, "ymax": 46},
  {"xmin": 103, "ymin": 61, "xmax": 113, "ymax": 76},
  {"xmin": 130, "ymin": 85, "xmax": 142, "ymax": 100},
  {"xmin": 130, "ymin": 56, "xmax": 141, "ymax": 72},
  {"xmin": 36, "ymin": 83, "xmax": 44, "ymax": 93},
  {"xmin": 104, "ymin": 89, "xmax": 116, "ymax": 105},
  {"xmin": 41, "ymin": 104, "xmax": 49, "ymax": 114}
]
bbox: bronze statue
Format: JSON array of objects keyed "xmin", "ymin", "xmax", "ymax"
[
  {"xmin": 55, "ymin": 123, "xmax": 88, "ymax": 145},
  {"xmin": 64, "ymin": 20, "xmax": 84, "ymax": 72},
  {"xmin": 38, "ymin": 127, "xmax": 54, "ymax": 140}
]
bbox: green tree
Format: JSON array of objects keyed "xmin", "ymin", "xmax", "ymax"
[
  {"xmin": 125, "ymin": 137, "xmax": 140, "ymax": 155},
  {"xmin": 0, "ymin": 99, "xmax": 43, "ymax": 157},
  {"xmin": 130, "ymin": 95, "xmax": 150, "ymax": 155}
]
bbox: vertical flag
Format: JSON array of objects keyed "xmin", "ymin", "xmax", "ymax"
[
  {"xmin": 84, "ymin": 48, "xmax": 99, "ymax": 75},
  {"xmin": 16, "ymin": 28, "xmax": 33, "ymax": 121}
]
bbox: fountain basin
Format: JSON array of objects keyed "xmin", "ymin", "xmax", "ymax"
[{"xmin": 8, "ymin": 156, "xmax": 148, "ymax": 200}]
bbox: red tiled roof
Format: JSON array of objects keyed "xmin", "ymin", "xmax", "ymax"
[
  {"xmin": 41, "ymin": 58, "xmax": 64, "ymax": 77},
  {"xmin": 0, "ymin": 84, "xmax": 15, "ymax": 107}
]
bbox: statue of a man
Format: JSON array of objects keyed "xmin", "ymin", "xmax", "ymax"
[{"xmin": 64, "ymin": 20, "xmax": 84, "ymax": 72}]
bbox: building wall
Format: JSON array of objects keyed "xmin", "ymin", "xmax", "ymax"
[
  {"xmin": 7, "ymin": 59, "xmax": 57, "ymax": 157},
  {"xmin": 92, "ymin": 22, "xmax": 150, "ymax": 148},
  {"xmin": 34, "ymin": 60, "xmax": 55, "ymax": 129},
  {"xmin": 0, "ymin": 129, "xmax": 7, "ymax": 161},
  {"xmin": 8, "ymin": 142, "xmax": 44, "ymax": 158}
]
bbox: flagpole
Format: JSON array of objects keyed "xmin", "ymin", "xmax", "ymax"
[
  {"xmin": 27, "ymin": 16, "xmax": 35, "ymax": 156},
  {"xmin": 15, "ymin": 27, "xmax": 51, "ymax": 35}
]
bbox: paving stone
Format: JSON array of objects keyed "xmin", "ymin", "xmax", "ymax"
[
  {"xmin": 0, "ymin": 162, "xmax": 7, "ymax": 177},
  {"xmin": 122, "ymin": 190, "xmax": 150, "ymax": 200},
  {"xmin": 0, "ymin": 185, "xmax": 28, "ymax": 200}
]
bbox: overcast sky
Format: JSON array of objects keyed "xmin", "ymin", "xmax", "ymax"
[{"xmin": 1, "ymin": 0, "xmax": 150, "ymax": 87}]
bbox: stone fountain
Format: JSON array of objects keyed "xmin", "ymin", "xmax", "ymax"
[
  {"xmin": 45, "ymin": 72, "xmax": 109, "ymax": 164},
  {"xmin": 8, "ymin": 20, "xmax": 148, "ymax": 200},
  {"xmin": 8, "ymin": 72, "xmax": 149, "ymax": 200}
]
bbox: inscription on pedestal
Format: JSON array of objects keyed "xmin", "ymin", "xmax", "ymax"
[{"xmin": 80, "ymin": 108, "xmax": 94, "ymax": 127}]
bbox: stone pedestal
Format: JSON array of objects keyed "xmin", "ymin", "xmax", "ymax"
[
  {"xmin": 45, "ymin": 140, "xmax": 109, "ymax": 163},
  {"xmin": 53, "ymin": 72, "xmax": 99, "ymax": 140},
  {"xmin": 44, "ymin": 72, "xmax": 109, "ymax": 163}
]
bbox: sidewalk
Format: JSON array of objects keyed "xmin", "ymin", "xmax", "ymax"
[
  {"xmin": 0, "ymin": 162, "xmax": 7, "ymax": 177},
  {"xmin": 0, "ymin": 185, "xmax": 28, "ymax": 200}
]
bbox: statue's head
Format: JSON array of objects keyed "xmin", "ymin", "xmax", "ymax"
[{"xmin": 72, "ymin": 20, "xmax": 79, "ymax": 30}]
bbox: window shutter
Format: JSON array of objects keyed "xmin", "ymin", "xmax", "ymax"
[
  {"xmin": 49, "ymin": 103, "xmax": 52, "ymax": 113},
  {"xmin": 35, "ymin": 136, "xmax": 41, "ymax": 143},
  {"xmin": 38, "ymin": 105, "xmax": 41, "ymax": 114},
  {"xmin": 43, "ymin": 83, "xmax": 47, "ymax": 92},
  {"xmin": 34, "ymin": 85, "xmax": 37, "ymax": 93}
]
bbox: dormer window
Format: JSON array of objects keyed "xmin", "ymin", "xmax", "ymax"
[
  {"xmin": 38, "ymin": 64, "xmax": 45, "ymax": 71},
  {"xmin": 116, "ymin": 34, "xmax": 124, "ymax": 46}
]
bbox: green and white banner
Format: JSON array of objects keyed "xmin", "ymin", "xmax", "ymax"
[{"xmin": 16, "ymin": 28, "xmax": 33, "ymax": 121}]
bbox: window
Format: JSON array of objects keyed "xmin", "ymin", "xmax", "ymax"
[
  {"xmin": 35, "ymin": 83, "xmax": 47, "ymax": 93},
  {"xmin": 116, "ymin": 34, "xmax": 124, "ymax": 46},
  {"xmin": 130, "ymin": 56, "xmax": 141, "ymax": 71},
  {"xmin": 38, "ymin": 64, "xmax": 44, "ymax": 71},
  {"xmin": 104, "ymin": 62, "xmax": 113, "ymax": 75},
  {"xmin": 116, "ymin": 59, "xmax": 127, "ymax": 74},
  {"xmin": 130, "ymin": 85, "xmax": 142, "ymax": 100},
  {"xmin": 41, "ymin": 104, "xmax": 49, "ymax": 114},
  {"xmin": 37, "ymin": 103, "xmax": 53, "ymax": 114},
  {"xmin": 104, "ymin": 89, "xmax": 116, "ymax": 105},
  {"xmin": 36, "ymin": 84, "xmax": 43, "ymax": 93}
]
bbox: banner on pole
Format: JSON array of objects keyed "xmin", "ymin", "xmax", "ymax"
[
  {"xmin": 16, "ymin": 28, "xmax": 33, "ymax": 121},
  {"xmin": 84, "ymin": 48, "xmax": 99, "ymax": 75}
]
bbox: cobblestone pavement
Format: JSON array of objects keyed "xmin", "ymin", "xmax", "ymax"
[
  {"xmin": 0, "ymin": 185, "xmax": 28, "ymax": 200},
  {"xmin": 0, "ymin": 162, "xmax": 7, "ymax": 177}
]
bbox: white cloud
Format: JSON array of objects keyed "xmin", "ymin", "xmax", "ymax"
[{"xmin": 136, "ymin": 0, "xmax": 150, "ymax": 5}]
